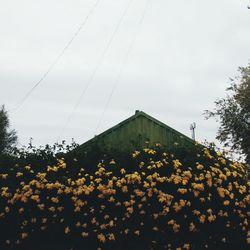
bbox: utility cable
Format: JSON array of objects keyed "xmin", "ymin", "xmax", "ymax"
[
  {"xmin": 12, "ymin": 0, "xmax": 101, "ymax": 111},
  {"xmin": 57, "ymin": 0, "xmax": 134, "ymax": 142},
  {"xmin": 94, "ymin": 0, "xmax": 151, "ymax": 134}
]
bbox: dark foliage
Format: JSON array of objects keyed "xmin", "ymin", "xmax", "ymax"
[
  {"xmin": 0, "ymin": 105, "xmax": 17, "ymax": 154},
  {"xmin": 0, "ymin": 143, "xmax": 249, "ymax": 250},
  {"xmin": 205, "ymin": 64, "xmax": 250, "ymax": 168}
]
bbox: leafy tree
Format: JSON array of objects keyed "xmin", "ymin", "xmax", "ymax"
[
  {"xmin": 0, "ymin": 105, "xmax": 17, "ymax": 154},
  {"xmin": 205, "ymin": 63, "xmax": 250, "ymax": 167}
]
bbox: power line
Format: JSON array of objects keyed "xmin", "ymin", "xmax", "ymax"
[
  {"xmin": 94, "ymin": 0, "xmax": 151, "ymax": 135},
  {"xmin": 12, "ymin": 0, "xmax": 101, "ymax": 111},
  {"xmin": 57, "ymin": 0, "xmax": 134, "ymax": 142}
]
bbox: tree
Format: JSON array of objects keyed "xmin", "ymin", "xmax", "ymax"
[
  {"xmin": 205, "ymin": 63, "xmax": 250, "ymax": 166},
  {"xmin": 0, "ymin": 105, "xmax": 17, "ymax": 154}
]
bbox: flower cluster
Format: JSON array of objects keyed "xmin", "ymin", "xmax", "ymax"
[{"xmin": 0, "ymin": 146, "xmax": 249, "ymax": 250}]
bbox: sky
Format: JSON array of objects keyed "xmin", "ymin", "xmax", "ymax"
[{"xmin": 0, "ymin": 0, "xmax": 250, "ymax": 147}]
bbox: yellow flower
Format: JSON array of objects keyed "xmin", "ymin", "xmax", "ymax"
[
  {"xmin": 97, "ymin": 233, "xmax": 106, "ymax": 243},
  {"xmin": 189, "ymin": 222, "xmax": 196, "ymax": 232},
  {"xmin": 47, "ymin": 165, "xmax": 59, "ymax": 172},
  {"xmin": 218, "ymin": 157, "xmax": 226, "ymax": 165},
  {"xmin": 178, "ymin": 188, "xmax": 188, "ymax": 194},
  {"xmin": 127, "ymin": 207, "xmax": 134, "ymax": 214},
  {"xmin": 200, "ymin": 198, "xmax": 205, "ymax": 203},
  {"xmin": 91, "ymin": 217, "xmax": 97, "ymax": 224},
  {"xmin": 172, "ymin": 175, "xmax": 182, "ymax": 184},
  {"xmin": 239, "ymin": 185, "xmax": 247, "ymax": 194},
  {"xmin": 104, "ymin": 215, "xmax": 110, "ymax": 220},
  {"xmin": 0, "ymin": 173, "xmax": 8, "ymax": 179},
  {"xmin": 196, "ymin": 162, "xmax": 204, "ymax": 170},
  {"xmin": 247, "ymin": 237, "xmax": 250, "ymax": 245},
  {"xmin": 37, "ymin": 204, "xmax": 45, "ymax": 210},
  {"xmin": 173, "ymin": 202, "xmax": 182, "ymax": 212},
  {"xmin": 217, "ymin": 187, "xmax": 226, "ymax": 198},
  {"xmin": 16, "ymin": 172, "xmax": 23, "ymax": 177},
  {"xmin": 206, "ymin": 178, "xmax": 212, "ymax": 187},
  {"xmin": 132, "ymin": 151, "xmax": 140, "ymax": 158},
  {"xmin": 42, "ymin": 218, "xmax": 47, "ymax": 224},
  {"xmin": 30, "ymin": 195, "xmax": 40, "ymax": 203},
  {"xmin": 143, "ymin": 148, "xmax": 156, "ymax": 154},
  {"xmin": 134, "ymin": 230, "xmax": 140, "ymax": 236},
  {"xmin": 183, "ymin": 243, "xmax": 191, "ymax": 249},
  {"xmin": 203, "ymin": 148, "xmax": 213, "ymax": 159},
  {"xmin": 109, "ymin": 159, "xmax": 116, "ymax": 165},
  {"xmin": 120, "ymin": 168, "xmax": 126, "ymax": 174},
  {"xmin": 139, "ymin": 161, "xmax": 145, "ymax": 168},
  {"xmin": 207, "ymin": 214, "xmax": 216, "ymax": 222},
  {"xmin": 19, "ymin": 208, "xmax": 24, "ymax": 214},
  {"xmin": 74, "ymin": 206, "xmax": 81, "ymax": 212},
  {"xmin": 219, "ymin": 173, "xmax": 227, "ymax": 181},
  {"xmin": 108, "ymin": 196, "xmax": 115, "ymax": 202},
  {"xmin": 193, "ymin": 191, "xmax": 200, "ymax": 197},
  {"xmin": 153, "ymin": 213, "xmax": 159, "ymax": 219},
  {"xmin": 81, "ymin": 232, "xmax": 88, "ymax": 238},
  {"xmin": 100, "ymin": 224, "xmax": 107, "ymax": 230},
  {"xmin": 156, "ymin": 161, "xmax": 163, "ymax": 168},
  {"xmin": 108, "ymin": 233, "xmax": 115, "ymax": 241},
  {"xmin": 25, "ymin": 165, "xmax": 31, "ymax": 170},
  {"xmin": 64, "ymin": 227, "xmax": 70, "ymax": 234},
  {"xmin": 143, "ymin": 181, "xmax": 150, "ymax": 188},
  {"xmin": 173, "ymin": 159, "xmax": 182, "ymax": 168},
  {"xmin": 192, "ymin": 183, "xmax": 204, "ymax": 191},
  {"xmin": 199, "ymin": 215, "xmax": 206, "ymax": 224},
  {"xmin": 121, "ymin": 186, "xmax": 128, "ymax": 193},
  {"xmin": 21, "ymin": 233, "xmax": 28, "ymax": 239},
  {"xmin": 173, "ymin": 223, "xmax": 180, "ymax": 233}
]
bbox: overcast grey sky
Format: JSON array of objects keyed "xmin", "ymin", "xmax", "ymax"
[{"xmin": 0, "ymin": 0, "xmax": 250, "ymax": 147}]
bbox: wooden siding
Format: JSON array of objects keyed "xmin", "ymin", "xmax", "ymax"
[{"xmin": 77, "ymin": 111, "xmax": 195, "ymax": 154}]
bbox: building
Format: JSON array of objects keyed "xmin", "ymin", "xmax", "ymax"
[{"xmin": 76, "ymin": 110, "xmax": 195, "ymax": 155}]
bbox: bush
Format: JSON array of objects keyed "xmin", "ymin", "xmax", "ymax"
[{"xmin": 0, "ymin": 145, "xmax": 249, "ymax": 250}]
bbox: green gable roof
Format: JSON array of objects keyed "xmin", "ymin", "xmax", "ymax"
[{"xmin": 76, "ymin": 111, "xmax": 195, "ymax": 154}]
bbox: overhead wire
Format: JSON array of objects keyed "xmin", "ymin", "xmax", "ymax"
[
  {"xmin": 57, "ymin": 0, "xmax": 134, "ymax": 142},
  {"xmin": 94, "ymin": 0, "xmax": 151, "ymax": 135},
  {"xmin": 12, "ymin": 0, "xmax": 101, "ymax": 111}
]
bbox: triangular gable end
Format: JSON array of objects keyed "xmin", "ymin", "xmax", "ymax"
[{"xmin": 76, "ymin": 111, "xmax": 195, "ymax": 154}]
